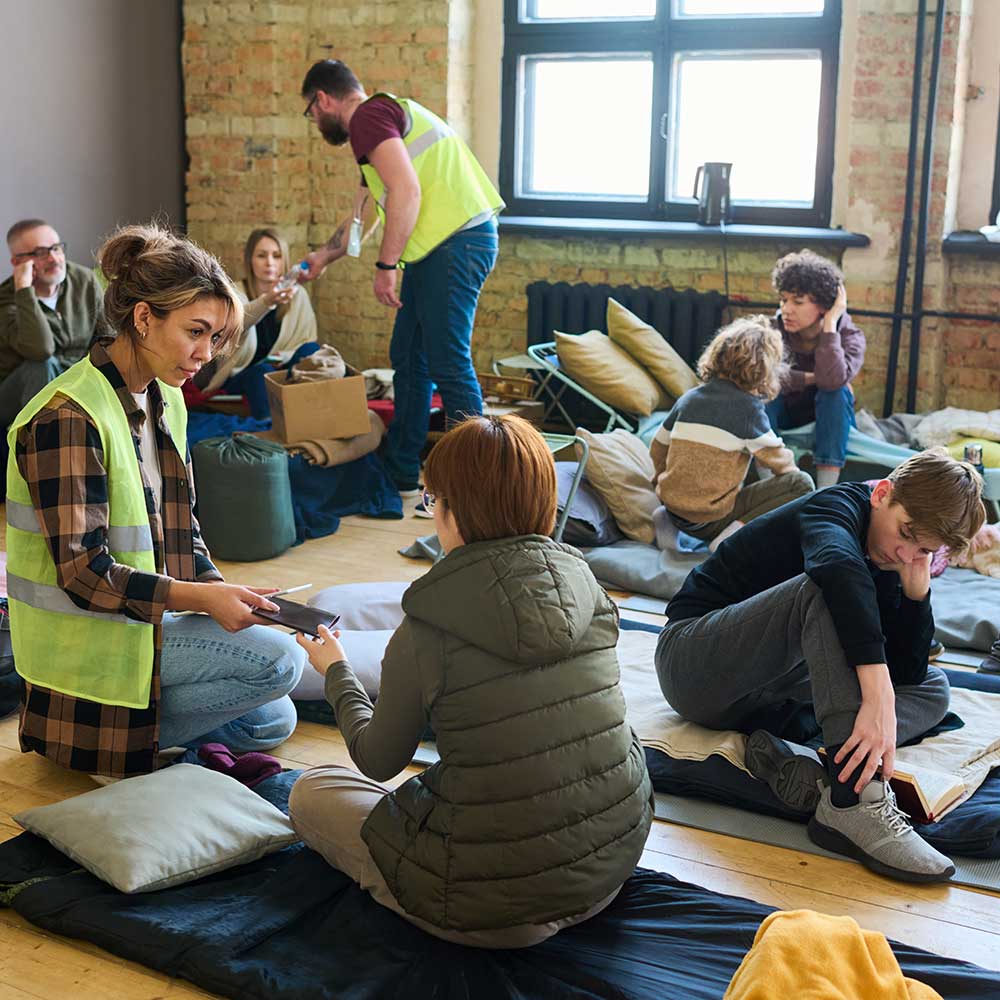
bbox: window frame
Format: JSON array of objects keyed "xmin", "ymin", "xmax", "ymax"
[{"xmin": 499, "ymin": 0, "xmax": 842, "ymax": 227}]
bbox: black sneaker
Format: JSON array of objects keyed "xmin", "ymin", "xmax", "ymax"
[
  {"xmin": 745, "ymin": 730, "xmax": 827, "ymax": 815},
  {"xmin": 928, "ymin": 639, "xmax": 945, "ymax": 662},
  {"xmin": 979, "ymin": 635, "xmax": 1000, "ymax": 674},
  {"xmin": 413, "ymin": 500, "xmax": 434, "ymax": 519}
]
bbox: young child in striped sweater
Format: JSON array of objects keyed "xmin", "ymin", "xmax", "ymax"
[{"xmin": 651, "ymin": 314, "xmax": 814, "ymax": 551}]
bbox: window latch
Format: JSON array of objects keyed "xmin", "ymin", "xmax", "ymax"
[{"xmin": 658, "ymin": 113, "xmax": 669, "ymax": 140}]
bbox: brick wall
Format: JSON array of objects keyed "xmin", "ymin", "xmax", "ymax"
[{"xmin": 182, "ymin": 0, "xmax": 999, "ymax": 416}]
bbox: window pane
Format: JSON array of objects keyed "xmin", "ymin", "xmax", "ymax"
[
  {"xmin": 671, "ymin": 54, "xmax": 822, "ymax": 205},
  {"xmin": 677, "ymin": 0, "xmax": 823, "ymax": 14},
  {"xmin": 528, "ymin": 0, "xmax": 656, "ymax": 20},
  {"xmin": 521, "ymin": 57, "xmax": 653, "ymax": 199}
]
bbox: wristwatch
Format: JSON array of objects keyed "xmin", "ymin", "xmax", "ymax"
[{"xmin": 374, "ymin": 260, "xmax": 399, "ymax": 270}]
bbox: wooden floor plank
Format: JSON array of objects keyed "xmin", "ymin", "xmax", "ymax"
[{"xmin": 1, "ymin": 501, "xmax": 999, "ymax": 996}]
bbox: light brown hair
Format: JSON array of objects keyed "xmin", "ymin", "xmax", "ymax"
[
  {"xmin": 98, "ymin": 223, "xmax": 243, "ymax": 354},
  {"xmin": 243, "ymin": 227, "xmax": 292, "ymax": 320},
  {"xmin": 888, "ymin": 448, "xmax": 986, "ymax": 555},
  {"xmin": 423, "ymin": 415, "xmax": 557, "ymax": 543},
  {"xmin": 697, "ymin": 314, "xmax": 788, "ymax": 400}
]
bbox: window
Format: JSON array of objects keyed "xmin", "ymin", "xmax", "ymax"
[{"xmin": 500, "ymin": 0, "xmax": 842, "ymax": 226}]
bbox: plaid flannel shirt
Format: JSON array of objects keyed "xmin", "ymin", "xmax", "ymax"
[{"xmin": 13, "ymin": 341, "xmax": 221, "ymax": 776}]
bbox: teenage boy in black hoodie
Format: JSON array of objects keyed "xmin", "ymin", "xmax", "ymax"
[{"xmin": 656, "ymin": 450, "xmax": 985, "ymax": 883}]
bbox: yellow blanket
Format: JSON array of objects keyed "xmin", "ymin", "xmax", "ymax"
[{"xmin": 724, "ymin": 910, "xmax": 941, "ymax": 1000}]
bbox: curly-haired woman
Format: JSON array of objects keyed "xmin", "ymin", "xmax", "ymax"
[{"xmin": 768, "ymin": 250, "xmax": 866, "ymax": 488}]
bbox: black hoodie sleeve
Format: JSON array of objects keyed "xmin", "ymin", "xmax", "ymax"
[
  {"xmin": 876, "ymin": 573, "xmax": 933, "ymax": 687},
  {"xmin": 797, "ymin": 486, "xmax": 886, "ymax": 668}
]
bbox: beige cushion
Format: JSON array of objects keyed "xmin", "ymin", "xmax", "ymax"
[
  {"xmin": 606, "ymin": 298, "xmax": 699, "ymax": 400},
  {"xmin": 576, "ymin": 428, "xmax": 660, "ymax": 544},
  {"xmin": 555, "ymin": 329, "xmax": 669, "ymax": 416},
  {"xmin": 14, "ymin": 764, "xmax": 298, "ymax": 894}
]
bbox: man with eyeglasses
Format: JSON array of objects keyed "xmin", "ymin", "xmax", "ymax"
[{"xmin": 1, "ymin": 218, "xmax": 110, "ymax": 429}]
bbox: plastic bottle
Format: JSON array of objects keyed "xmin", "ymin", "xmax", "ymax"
[
  {"xmin": 274, "ymin": 260, "xmax": 308, "ymax": 292},
  {"xmin": 347, "ymin": 217, "xmax": 363, "ymax": 257}
]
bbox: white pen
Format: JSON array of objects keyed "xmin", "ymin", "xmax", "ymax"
[{"xmin": 171, "ymin": 583, "xmax": 313, "ymax": 616}]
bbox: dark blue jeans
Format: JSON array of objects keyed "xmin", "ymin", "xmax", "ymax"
[
  {"xmin": 224, "ymin": 341, "xmax": 321, "ymax": 420},
  {"xmin": 766, "ymin": 385, "xmax": 856, "ymax": 468},
  {"xmin": 383, "ymin": 219, "xmax": 499, "ymax": 487}
]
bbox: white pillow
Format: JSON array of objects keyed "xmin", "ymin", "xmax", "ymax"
[
  {"xmin": 308, "ymin": 581, "xmax": 406, "ymax": 631},
  {"xmin": 290, "ymin": 629, "xmax": 394, "ymax": 700},
  {"xmin": 14, "ymin": 764, "xmax": 297, "ymax": 894}
]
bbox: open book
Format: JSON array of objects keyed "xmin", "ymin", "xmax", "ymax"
[
  {"xmin": 818, "ymin": 748, "xmax": 969, "ymax": 824},
  {"xmin": 887, "ymin": 765, "xmax": 969, "ymax": 824}
]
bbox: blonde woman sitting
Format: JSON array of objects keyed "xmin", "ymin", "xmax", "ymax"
[
  {"xmin": 200, "ymin": 227, "xmax": 319, "ymax": 417},
  {"xmin": 651, "ymin": 314, "xmax": 814, "ymax": 551}
]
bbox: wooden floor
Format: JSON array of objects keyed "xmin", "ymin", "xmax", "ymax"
[{"xmin": 2, "ymin": 505, "xmax": 999, "ymax": 998}]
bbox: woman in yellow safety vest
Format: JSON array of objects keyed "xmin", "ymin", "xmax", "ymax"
[{"xmin": 5, "ymin": 223, "xmax": 305, "ymax": 779}]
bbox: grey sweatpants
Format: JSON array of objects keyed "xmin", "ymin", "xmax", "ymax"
[
  {"xmin": 655, "ymin": 573, "xmax": 950, "ymax": 749},
  {"xmin": 675, "ymin": 470, "xmax": 815, "ymax": 542}
]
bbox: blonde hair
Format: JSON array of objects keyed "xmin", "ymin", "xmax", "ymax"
[
  {"xmin": 98, "ymin": 223, "xmax": 243, "ymax": 355},
  {"xmin": 888, "ymin": 449, "xmax": 986, "ymax": 556},
  {"xmin": 697, "ymin": 314, "xmax": 788, "ymax": 400},
  {"xmin": 243, "ymin": 227, "xmax": 292, "ymax": 320}
]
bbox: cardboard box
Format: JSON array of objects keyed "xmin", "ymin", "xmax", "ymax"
[{"xmin": 264, "ymin": 369, "xmax": 371, "ymax": 443}]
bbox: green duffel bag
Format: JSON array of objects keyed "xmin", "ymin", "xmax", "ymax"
[{"xmin": 192, "ymin": 434, "xmax": 296, "ymax": 562}]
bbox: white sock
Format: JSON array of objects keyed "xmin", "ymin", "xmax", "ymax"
[
  {"xmin": 816, "ymin": 466, "xmax": 840, "ymax": 488},
  {"xmin": 709, "ymin": 520, "xmax": 744, "ymax": 552}
]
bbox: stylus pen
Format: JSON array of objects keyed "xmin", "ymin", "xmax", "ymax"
[{"xmin": 171, "ymin": 583, "xmax": 313, "ymax": 616}]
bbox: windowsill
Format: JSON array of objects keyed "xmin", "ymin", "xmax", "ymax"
[
  {"xmin": 498, "ymin": 216, "xmax": 870, "ymax": 247},
  {"xmin": 942, "ymin": 231, "xmax": 1000, "ymax": 258}
]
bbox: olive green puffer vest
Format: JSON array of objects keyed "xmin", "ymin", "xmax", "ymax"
[{"xmin": 361, "ymin": 535, "xmax": 653, "ymax": 931}]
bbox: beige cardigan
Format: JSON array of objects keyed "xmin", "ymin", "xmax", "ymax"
[{"xmin": 203, "ymin": 278, "xmax": 318, "ymax": 393}]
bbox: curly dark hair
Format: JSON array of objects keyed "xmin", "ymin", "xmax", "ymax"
[{"xmin": 771, "ymin": 250, "xmax": 842, "ymax": 310}]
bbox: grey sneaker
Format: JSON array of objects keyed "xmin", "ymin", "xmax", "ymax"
[
  {"xmin": 745, "ymin": 730, "xmax": 826, "ymax": 814},
  {"xmin": 808, "ymin": 780, "xmax": 956, "ymax": 883}
]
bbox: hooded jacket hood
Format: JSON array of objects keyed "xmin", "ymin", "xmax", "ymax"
[{"xmin": 401, "ymin": 535, "xmax": 605, "ymax": 665}]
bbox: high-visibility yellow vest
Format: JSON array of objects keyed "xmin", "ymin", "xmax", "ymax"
[
  {"xmin": 5, "ymin": 357, "xmax": 186, "ymax": 708},
  {"xmin": 359, "ymin": 93, "xmax": 504, "ymax": 264}
]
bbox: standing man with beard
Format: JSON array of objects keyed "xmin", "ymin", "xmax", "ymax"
[
  {"xmin": 299, "ymin": 60, "xmax": 504, "ymax": 497},
  {"xmin": 1, "ymin": 219, "xmax": 110, "ymax": 428}
]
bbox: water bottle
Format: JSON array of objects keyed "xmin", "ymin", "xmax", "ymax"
[
  {"xmin": 964, "ymin": 443, "xmax": 985, "ymax": 479},
  {"xmin": 274, "ymin": 260, "xmax": 308, "ymax": 293},
  {"xmin": 347, "ymin": 217, "xmax": 363, "ymax": 258}
]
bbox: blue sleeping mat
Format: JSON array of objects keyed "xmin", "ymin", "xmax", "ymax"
[{"xmin": 0, "ymin": 769, "xmax": 997, "ymax": 1000}]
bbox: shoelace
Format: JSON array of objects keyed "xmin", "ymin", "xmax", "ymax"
[{"xmin": 869, "ymin": 786, "xmax": 913, "ymax": 838}]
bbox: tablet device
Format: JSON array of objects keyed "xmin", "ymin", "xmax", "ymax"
[{"xmin": 254, "ymin": 597, "xmax": 340, "ymax": 637}]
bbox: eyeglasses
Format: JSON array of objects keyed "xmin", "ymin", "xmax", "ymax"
[
  {"xmin": 302, "ymin": 93, "xmax": 319, "ymax": 118},
  {"xmin": 13, "ymin": 242, "xmax": 67, "ymax": 261},
  {"xmin": 421, "ymin": 489, "xmax": 439, "ymax": 513}
]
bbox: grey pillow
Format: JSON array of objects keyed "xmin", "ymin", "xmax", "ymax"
[
  {"xmin": 556, "ymin": 462, "xmax": 624, "ymax": 547},
  {"xmin": 14, "ymin": 764, "xmax": 298, "ymax": 894}
]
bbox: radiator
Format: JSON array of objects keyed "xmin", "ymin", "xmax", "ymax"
[{"xmin": 524, "ymin": 281, "xmax": 727, "ymax": 429}]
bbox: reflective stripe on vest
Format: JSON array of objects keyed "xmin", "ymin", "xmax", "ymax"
[
  {"xmin": 359, "ymin": 94, "xmax": 504, "ymax": 263},
  {"xmin": 5, "ymin": 357, "xmax": 186, "ymax": 709}
]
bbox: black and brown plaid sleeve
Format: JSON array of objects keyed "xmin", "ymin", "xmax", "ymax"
[{"xmin": 15, "ymin": 397, "xmax": 171, "ymax": 623}]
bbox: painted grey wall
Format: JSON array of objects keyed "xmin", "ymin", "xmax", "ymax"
[{"xmin": 0, "ymin": 0, "xmax": 184, "ymax": 280}]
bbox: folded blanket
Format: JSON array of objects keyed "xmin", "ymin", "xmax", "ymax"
[
  {"xmin": 286, "ymin": 410, "xmax": 386, "ymax": 467},
  {"xmin": 914, "ymin": 407, "xmax": 1000, "ymax": 450},
  {"xmin": 288, "ymin": 345, "xmax": 347, "ymax": 383},
  {"xmin": 724, "ymin": 910, "xmax": 941, "ymax": 1000}
]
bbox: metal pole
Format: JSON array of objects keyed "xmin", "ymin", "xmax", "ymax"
[
  {"xmin": 883, "ymin": 0, "xmax": 926, "ymax": 417},
  {"xmin": 906, "ymin": 0, "xmax": 947, "ymax": 413}
]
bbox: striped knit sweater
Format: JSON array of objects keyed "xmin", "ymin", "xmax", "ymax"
[{"xmin": 650, "ymin": 378, "xmax": 797, "ymax": 523}]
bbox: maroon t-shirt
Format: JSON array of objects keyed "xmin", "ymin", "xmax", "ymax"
[{"xmin": 349, "ymin": 96, "xmax": 408, "ymax": 166}]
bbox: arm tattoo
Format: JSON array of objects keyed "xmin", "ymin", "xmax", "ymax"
[{"xmin": 326, "ymin": 222, "xmax": 348, "ymax": 252}]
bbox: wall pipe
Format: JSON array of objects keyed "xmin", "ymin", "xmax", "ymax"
[
  {"xmin": 882, "ymin": 0, "xmax": 927, "ymax": 417},
  {"xmin": 736, "ymin": 300, "xmax": 1000, "ymax": 325}
]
